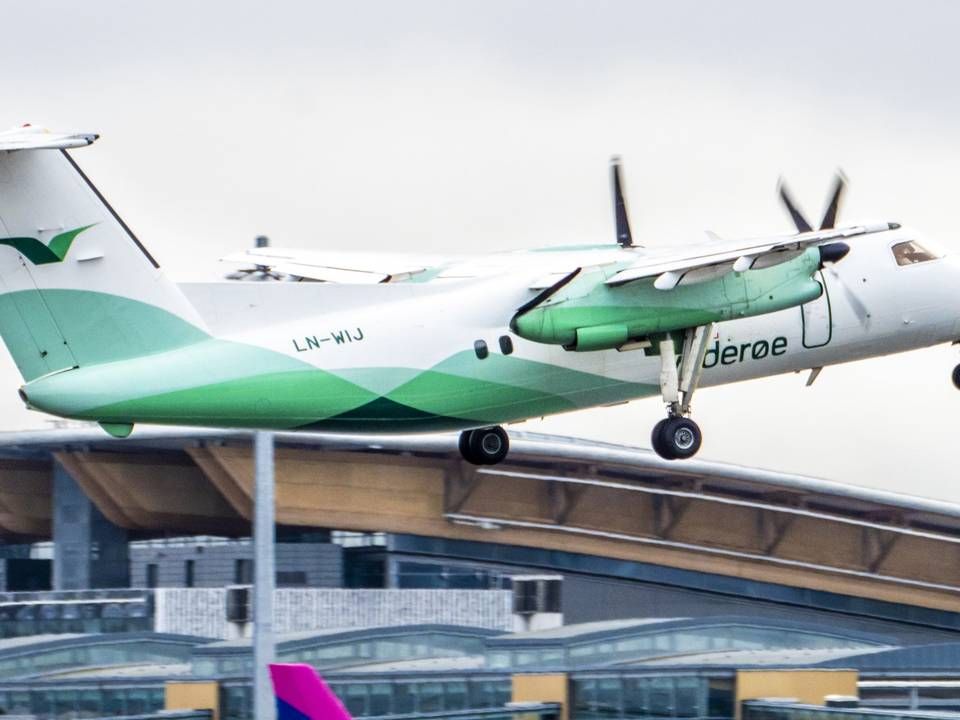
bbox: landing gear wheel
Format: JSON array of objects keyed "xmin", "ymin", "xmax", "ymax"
[
  {"xmin": 458, "ymin": 430, "xmax": 472, "ymax": 459},
  {"xmin": 952, "ymin": 364, "xmax": 960, "ymax": 390},
  {"xmin": 650, "ymin": 418, "xmax": 673, "ymax": 460},
  {"xmin": 657, "ymin": 416, "xmax": 702, "ymax": 460},
  {"xmin": 458, "ymin": 426, "xmax": 510, "ymax": 465}
]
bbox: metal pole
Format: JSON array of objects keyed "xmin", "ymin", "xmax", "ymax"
[{"xmin": 253, "ymin": 431, "xmax": 276, "ymax": 720}]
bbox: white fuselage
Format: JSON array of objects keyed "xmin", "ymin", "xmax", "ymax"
[{"xmin": 181, "ymin": 228, "xmax": 960, "ymax": 429}]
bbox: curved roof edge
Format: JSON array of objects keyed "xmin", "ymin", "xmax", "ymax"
[{"xmin": 0, "ymin": 425, "xmax": 956, "ymax": 519}]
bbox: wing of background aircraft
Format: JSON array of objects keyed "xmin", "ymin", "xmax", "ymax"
[{"xmin": 222, "ymin": 247, "xmax": 450, "ymax": 283}]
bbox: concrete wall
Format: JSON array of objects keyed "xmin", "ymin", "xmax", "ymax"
[
  {"xmin": 155, "ymin": 588, "xmax": 514, "ymax": 638},
  {"xmin": 130, "ymin": 542, "xmax": 343, "ymax": 589},
  {"xmin": 513, "ymin": 674, "xmax": 568, "ymax": 720},
  {"xmin": 736, "ymin": 670, "xmax": 858, "ymax": 720},
  {"xmin": 166, "ymin": 681, "xmax": 220, "ymax": 720}
]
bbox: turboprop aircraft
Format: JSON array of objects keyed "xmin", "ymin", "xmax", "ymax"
[{"xmin": 0, "ymin": 125, "xmax": 957, "ymax": 465}]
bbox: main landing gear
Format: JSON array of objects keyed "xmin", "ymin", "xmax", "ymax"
[
  {"xmin": 651, "ymin": 324, "xmax": 714, "ymax": 461},
  {"xmin": 459, "ymin": 426, "xmax": 510, "ymax": 465}
]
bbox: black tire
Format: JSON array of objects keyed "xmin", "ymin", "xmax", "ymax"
[
  {"xmin": 659, "ymin": 417, "xmax": 702, "ymax": 460},
  {"xmin": 952, "ymin": 364, "xmax": 960, "ymax": 390},
  {"xmin": 466, "ymin": 426, "xmax": 510, "ymax": 465},
  {"xmin": 458, "ymin": 430, "xmax": 474, "ymax": 461},
  {"xmin": 650, "ymin": 418, "xmax": 674, "ymax": 460}
]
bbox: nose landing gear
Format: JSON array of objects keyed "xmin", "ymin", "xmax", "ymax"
[{"xmin": 459, "ymin": 426, "xmax": 510, "ymax": 465}]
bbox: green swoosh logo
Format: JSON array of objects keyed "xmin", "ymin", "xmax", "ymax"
[{"xmin": 0, "ymin": 224, "xmax": 96, "ymax": 265}]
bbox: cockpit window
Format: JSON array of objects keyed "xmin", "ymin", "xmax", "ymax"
[{"xmin": 892, "ymin": 240, "xmax": 939, "ymax": 266}]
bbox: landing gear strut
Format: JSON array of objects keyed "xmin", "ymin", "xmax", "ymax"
[
  {"xmin": 651, "ymin": 324, "xmax": 713, "ymax": 461},
  {"xmin": 459, "ymin": 426, "xmax": 510, "ymax": 465}
]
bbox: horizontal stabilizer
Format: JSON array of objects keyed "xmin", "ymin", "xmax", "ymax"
[{"xmin": 0, "ymin": 125, "xmax": 98, "ymax": 151}]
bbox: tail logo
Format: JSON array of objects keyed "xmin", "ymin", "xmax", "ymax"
[{"xmin": 0, "ymin": 224, "xmax": 96, "ymax": 265}]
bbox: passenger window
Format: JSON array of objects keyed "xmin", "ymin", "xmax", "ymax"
[
  {"xmin": 499, "ymin": 335, "xmax": 514, "ymax": 355},
  {"xmin": 892, "ymin": 240, "xmax": 939, "ymax": 266},
  {"xmin": 474, "ymin": 340, "xmax": 489, "ymax": 359}
]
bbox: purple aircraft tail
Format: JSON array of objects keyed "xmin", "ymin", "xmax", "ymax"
[{"xmin": 269, "ymin": 663, "xmax": 353, "ymax": 720}]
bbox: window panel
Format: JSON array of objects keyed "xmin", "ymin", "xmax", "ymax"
[{"xmin": 893, "ymin": 240, "xmax": 939, "ymax": 266}]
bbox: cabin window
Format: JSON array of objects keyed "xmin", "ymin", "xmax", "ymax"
[
  {"xmin": 499, "ymin": 335, "xmax": 514, "ymax": 355},
  {"xmin": 474, "ymin": 340, "xmax": 489, "ymax": 359},
  {"xmin": 892, "ymin": 240, "xmax": 939, "ymax": 266}
]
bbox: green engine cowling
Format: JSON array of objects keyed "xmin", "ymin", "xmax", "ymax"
[{"xmin": 512, "ymin": 246, "xmax": 828, "ymax": 351}]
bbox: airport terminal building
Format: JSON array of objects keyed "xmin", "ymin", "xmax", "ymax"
[{"xmin": 0, "ymin": 427, "xmax": 958, "ymax": 719}]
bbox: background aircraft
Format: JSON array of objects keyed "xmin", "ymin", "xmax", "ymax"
[{"xmin": 0, "ymin": 125, "xmax": 957, "ymax": 463}]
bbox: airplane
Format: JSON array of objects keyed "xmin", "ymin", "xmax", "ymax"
[
  {"xmin": 270, "ymin": 663, "xmax": 352, "ymax": 720},
  {"xmin": 0, "ymin": 124, "xmax": 957, "ymax": 465}
]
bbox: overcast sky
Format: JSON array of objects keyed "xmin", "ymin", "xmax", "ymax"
[{"xmin": 2, "ymin": 0, "xmax": 960, "ymax": 500}]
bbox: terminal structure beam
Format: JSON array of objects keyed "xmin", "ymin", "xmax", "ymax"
[{"xmin": 52, "ymin": 461, "xmax": 128, "ymax": 590}]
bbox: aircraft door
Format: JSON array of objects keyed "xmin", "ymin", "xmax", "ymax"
[{"xmin": 800, "ymin": 271, "xmax": 832, "ymax": 348}]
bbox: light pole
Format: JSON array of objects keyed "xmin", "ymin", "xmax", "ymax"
[{"xmin": 253, "ymin": 430, "xmax": 276, "ymax": 720}]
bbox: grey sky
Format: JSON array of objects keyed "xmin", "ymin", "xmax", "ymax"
[{"xmin": 2, "ymin": 1, "xmax": 959, "ymax": 500}]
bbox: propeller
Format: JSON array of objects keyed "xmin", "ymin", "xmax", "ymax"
[
  {"xmin": 778, "ymin": 172, "xmax": 870, "ymax": 327},
  {"xmin": 824, "ymin": 262, "xmax": 872, "ymax": 328},
  {"xmin": 777, "ymin": 171, "xmax": 847, "ymax": 233},
  {"xmin": 224, "ymin": 235, "xmax": 286, "ymax": 281},
  {"xmin": 610, "ymin": 156, "xmax": 637, "ymax": 248}
]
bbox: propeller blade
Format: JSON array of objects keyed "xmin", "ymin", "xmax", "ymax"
[
  {"xmin": 826, "ymin": 266, "xmax": 870, "ymax": 328},
  {"xmin": 610, "ymin": 156, "xmax": 635, "ymax": 248},
  {"xmin": 819, "ymin": 172, "xmax": 847, "ymax": 230},
  {"xmin": 777, "ymin": 179, "xmax": 813, "ymax": 233}
]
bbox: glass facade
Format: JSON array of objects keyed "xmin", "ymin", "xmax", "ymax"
[
  {"xmin": 0, "ymin": 683, "xmax": 166, "ymax": 717},
  {"xmin": 219, "ymin": 676, "xmax": 512, "ymax": 720},
  {"xmin": 366, "ymin": 708, "xmax": 559, "ymax": 720},
  {"xmin": 194, "ymin": 629, "xmax": 491, "ymax": 676},
  {"xmin": 487, "ymin": 622, "xmax": 881, "ymax": 670},
  {"xmin": 571, "ymin": 674, "xmax": 733, "ymax": 720},
  {"xmin": 0, "ymin": 636, "xmax": 197, "ymax": 679},
  {"xmin": 393, "ymin": 560, "xmax": 514, "ymax": 590},
  {"xmin": 859, "ymin": 682, "xmax": 960, "ymax": 713},
  {"xmin": 0, "ymin": 595, "xmax": 151, "ymax": 637},
  {"xmin": 743, "ymin": 701, "xmax": 950, "ymax": 720}
]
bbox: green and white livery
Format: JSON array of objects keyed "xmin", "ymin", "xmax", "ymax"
[{"xmin": 0, "ymin": 125, "xmax": 957, "ymax": 463}]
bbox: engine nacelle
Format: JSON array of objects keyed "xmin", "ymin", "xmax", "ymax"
[{"xmin": 512, "ymin": 246, "xmax": 827, "ymax": 351}]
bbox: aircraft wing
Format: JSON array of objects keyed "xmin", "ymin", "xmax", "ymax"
[
  {"xmin": 221, "ymin": 248, "xmax": 450, "ymax": 283},
  {"xmin": 605, "ymin": 222, "xmax": 897, "ymax": 288}
]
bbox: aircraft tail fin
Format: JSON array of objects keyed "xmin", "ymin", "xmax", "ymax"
[
  {"xmin": 0, "ymin": 126, "xmax": 208, "ymax": 383},
  {"xmin": 270, "ymin": 663, "xmax": 354, "ymax": 720}
]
